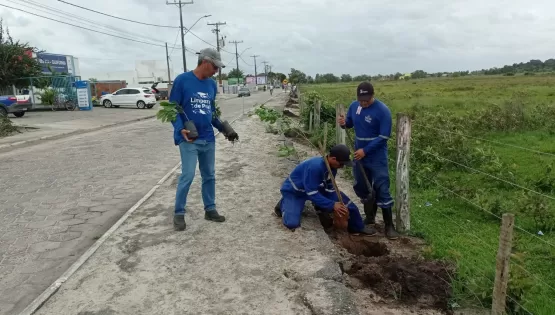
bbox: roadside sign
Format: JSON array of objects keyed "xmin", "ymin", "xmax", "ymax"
[{"xmin": 75, "ymin": 80, "xmax": 92, "ymax": 111}]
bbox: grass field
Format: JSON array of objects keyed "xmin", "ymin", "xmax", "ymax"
[{"xmin": 301, "ymin": 75, "xmax": 555, "ymax": 315}]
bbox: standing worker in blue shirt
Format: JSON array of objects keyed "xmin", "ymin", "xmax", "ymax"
[
  {"xmin": 170, "ymin": 48, "xmax": 239, "ymax": 231},
  {"xmin": 338, "ymin": 82, "xmax": 399, "ymax": 240},
  {"xmin": 274, "ymin": 144, "xmax": 377, "ymax": 235}
]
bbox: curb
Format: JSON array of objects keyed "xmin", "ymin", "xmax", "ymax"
[
  {"xmin": 18, "ymin": 113, "xmax": 246, "ymax": 315},
  {"xmin": 0, "ymin": 115, "xmax": 156, "ymax": 153}
]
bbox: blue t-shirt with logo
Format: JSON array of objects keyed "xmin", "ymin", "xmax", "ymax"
[{"xmin": 169, "ymin": 71, "xmax": 223, "ymax": 145}]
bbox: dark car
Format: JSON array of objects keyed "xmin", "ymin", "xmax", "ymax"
[
  {"xmin": 238, "ymin": 87, "xmax": 251, "ymax": 97},
  {"xmin": 0, "ymin": 95, "xmax": 32, "ymax": 117}
]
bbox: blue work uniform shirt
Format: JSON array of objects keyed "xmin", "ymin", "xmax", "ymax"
[
  {"xmin": 280, "ymin": 156, "xmax": 337, "ymax": 211},
  {"xmin": 169, "ymin": 71, "xmax": 224, "ymax": 145},
  {"xmin": 345, "ymin": 99, "xmax": 392, "ymax": 163}
]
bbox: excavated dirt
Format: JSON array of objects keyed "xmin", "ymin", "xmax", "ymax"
[{"xmin": 329, "ymin": 231, "xmax": 454, "ymax": 312}]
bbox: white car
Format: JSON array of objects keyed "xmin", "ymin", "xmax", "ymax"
[{"xmin": 101, "ymin": 87, "xmax": 157, "ymax": 109}]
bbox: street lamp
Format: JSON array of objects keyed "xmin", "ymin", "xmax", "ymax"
[{"xmin": 182, "ymin": 14, "xmax": 212, "ymax": 71}]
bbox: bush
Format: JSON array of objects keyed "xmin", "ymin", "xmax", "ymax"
[
  {"xmin": 40, "ymin": 88, "xmax": 57, "ymax": 105},
  {"xmin": 0, "ymin": 116, "xmax": 18, "ymax": 138}
]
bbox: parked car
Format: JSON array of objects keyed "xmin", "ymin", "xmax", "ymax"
[
  {"xmin": 100, "ymin": 88, "xmax": 157, "ymax": 109},
  {"xmin": 0, "ymin": 95, "xmax": 32, "ymax": 117},
  {"xmin": 238, "ymin": 87, "xmax": 251, "ymax": 97}
]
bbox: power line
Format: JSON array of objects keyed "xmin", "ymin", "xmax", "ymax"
[
  {"xmin": 0, "ymin": 3, "xmax": 196, "ymax": 53},
  {"xmin": 240, "ymin": 55, "xmax": 253, "ymax": 67},
  {"xmin": 13, "ymin": 0, "xmax": 163, "ymax": 45},
  {"xmin": 56, "ymin": 0, "xmax": 180, "ymax": 28},
  {"xmin": 169, "ymin": 30, "xmax": 181, "ymax": 56}
]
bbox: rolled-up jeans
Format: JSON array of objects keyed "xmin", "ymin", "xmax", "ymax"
[{"xmin": 174, "ymin": 140, "xmax": 216, "ymax": 214}]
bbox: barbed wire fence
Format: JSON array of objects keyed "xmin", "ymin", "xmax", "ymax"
[{"xmin": 295, "ymin": 98, "xmax": 555, "ymax": 315}]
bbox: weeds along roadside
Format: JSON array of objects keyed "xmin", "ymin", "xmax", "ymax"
[{"xmin": 255, "ymin": 81, "xmax": 555, "ymax": 314}]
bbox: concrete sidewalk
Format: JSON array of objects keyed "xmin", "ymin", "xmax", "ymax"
[{"xmin": 33, "ymin": 114, "xmax": 358, "ymax": 315}]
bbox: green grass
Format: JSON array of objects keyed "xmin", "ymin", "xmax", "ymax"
[{"xmin": 301, "ymin": 75, "xmax": 555, "ymax": 314}]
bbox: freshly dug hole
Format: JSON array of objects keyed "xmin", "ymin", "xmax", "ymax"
[
  {"xmin": 336, "ymin": 234, "xmax": 389, "ymax": 257},
  {"xmin": 346, "ymin": 254, "xmax": 453, "ymax": 310},
  {"xmin": 331, "ymin": 233, "xmax": 453, "ymax": 311}
]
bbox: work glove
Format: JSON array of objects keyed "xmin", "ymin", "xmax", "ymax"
[{"xmin": 225, "ymin": 131, "xmax": 239, "ymax": 142}]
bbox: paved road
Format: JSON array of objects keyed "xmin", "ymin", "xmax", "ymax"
[
  {"xmin": 0, "ymin": 92, "xmax": 239, "ymax": 149},
  {"xmin": 0, "ymin": 91, "xmax": 272, "ymax": 315}
]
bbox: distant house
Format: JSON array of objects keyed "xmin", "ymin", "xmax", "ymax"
[{"xmin": 401, "ymin": 73, "xmax": 411, "ymax": 80}]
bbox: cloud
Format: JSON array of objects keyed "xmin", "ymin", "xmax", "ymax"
[{"xmin": 0, "ymin": 0, "xmax": 554, "ymax": 79}]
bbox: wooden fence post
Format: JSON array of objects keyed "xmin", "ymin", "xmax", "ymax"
[
  {"xmin": 314, "ymin": 100, "xmax": 321, "ymax": 130},
  {"xmin": 335, "ymin": 104, "xmax": 346, "ymax": 145},
  {"xmin": 395, "ymin": 113, "xmax": 411, "ymax": 232},
  {"xmin": 492, "ymin": 213, "xmax": 515, "ymax": 315},
  {"xmin": 309, "ymin": 111, "xmax": 313, "ymax": 132}
]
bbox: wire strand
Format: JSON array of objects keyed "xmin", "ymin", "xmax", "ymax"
[
  {"xmin": 412, "ymin": 146, "xmax": 555, "ymax": 202},
  {"xmin": 57, "ymin": 0, "xmax": 179, "ymax": 28},
  {"xmin": 0, "ymin": 3, "xmax": 184, "ymax": 49},
  {"xmin": 411, "ymin": 166, "xmax": 555, "ymax": 250},
  {"xmin": 413, "ymin": 123, "xmax": 555, "ymax": 158}
]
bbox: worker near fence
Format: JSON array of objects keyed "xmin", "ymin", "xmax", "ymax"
[
  {"xmin": 338, "ymin": 81, "xmax": 399, "ymax": 240},
  {"xmin": 274, "ymin": 144, "xmax": 377, "ymax": 235},
  {"xmin": 170, "ymin": 48, "xmax": 239, "ymax": 231}
]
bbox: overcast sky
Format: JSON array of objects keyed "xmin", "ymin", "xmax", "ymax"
[{"xmin": 2, "ymin": 0, "xmax": 555, "ymax": 79}]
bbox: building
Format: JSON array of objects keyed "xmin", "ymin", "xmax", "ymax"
[{"xmin": 86, "ymin": 60, "xmax": 174, "ymax": 92}]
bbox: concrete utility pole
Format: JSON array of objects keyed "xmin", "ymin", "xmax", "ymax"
[
  {"xmin": 251, "ymin": 55, "xmax": 259, "ymax": 85},
  {"xmin": 229, "ymin": 40, "xmax": 243, "ymax": 84},
  {"xmin": 165, "ymin": 43, "xmax": 171, "ymax": 83},
  {"xmin": 208, "ymin": 21, "xmax": 226, "ymax": 85},
  {"xmin": 262, "ymin": 61, "xmax": 269, "ymax": 85},
  {"xmin": 166, "ymin": 0, "xmax": 194, "ymax": 72}
]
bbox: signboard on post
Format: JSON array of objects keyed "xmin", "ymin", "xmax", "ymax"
[
  {"xmin": 256, "ymin": 76, "xmax": 266, "ymax": 85},
  {"xmin": 75, "ymin": 80, "xmax": 92, "ymax": 111},
  {"xmin": 37, "ymin": 53, "xmax": 69, "ymax": 73}
]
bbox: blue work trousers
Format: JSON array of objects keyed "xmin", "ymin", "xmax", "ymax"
[
  {"xmin": 352, "ymin": 160, "xmax": 394, "ymax": 209},
  {"xmin": 278, "ymin": 190, "xmax": 364, "ymax": 232}
]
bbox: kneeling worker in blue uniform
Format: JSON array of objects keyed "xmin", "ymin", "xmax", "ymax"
[{"xmin": 274, "ymin": 144, "xmax": 377, "ymax": 235}]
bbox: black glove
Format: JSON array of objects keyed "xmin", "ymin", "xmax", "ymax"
[{"xmin": 225, "ymin": 131, "xmax": 239, "ymax": 142}]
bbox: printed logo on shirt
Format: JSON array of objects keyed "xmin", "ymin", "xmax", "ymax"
[
  {"xmin": 365, "ymin": 115, "xmax": 372, "ymax": 123},
  {"xmin": 190, "ymin": 91, "xmax": 212, "ymax": 115},
  {"xmin": 196, "ymin": 92, "xmax": 210, "ymax": 99}
]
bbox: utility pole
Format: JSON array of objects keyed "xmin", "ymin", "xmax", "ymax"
[
  {"xmin": 262, "ymin": 61, "xmax": 269, "ymax": 86},
  {"xmin": 208, "ymin": 21, "xmax": 226, "ymax": 85},
  {"xmin": 229, "ymin": 40, "xmax": 243, "ymax": 85},
  {"xmin": 165, "ymin": 43, "xmax": 171, "ymax": 83},
  {"xmin": 251, "ymin": 55, "xmax": 259, "ymax": 86},
  {"xmin": 166, "ymin": 0, "xmax": 194, "ymax": 72}
]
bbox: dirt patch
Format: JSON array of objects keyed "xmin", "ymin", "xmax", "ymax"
[{"xmin": 331, "ymin": 232, "xmax": 453, "ymax": 312}]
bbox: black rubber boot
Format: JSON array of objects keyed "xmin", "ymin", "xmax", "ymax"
[
  {"xmin": 205, "ymin": 210, "xmax": 226, "ymax": 222},
  {"xmin": 173, "ymin": 214, "xmax": 186, "ymax": 231},
  {"xmin": 314, "ymin": 206, "xmax": 333, "ymax": 233},
  {"xmin": 363, "ymin": 201, "xmax": 378, "ymax": 225},
  {"xmin": 349, "ymin": 225, "xmax": 378, "ymax": 236},
  {"xmin": 382, "ymin": 208, "xmax": 400, "ymax": 240},
  {"xmin": 274, "ymin": 200, "xmax": 282, "ymax": 217}
]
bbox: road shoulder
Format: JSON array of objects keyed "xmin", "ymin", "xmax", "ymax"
[{"xmin": 34, "ymin": 114, "xmax": 358, "ymax": 315}]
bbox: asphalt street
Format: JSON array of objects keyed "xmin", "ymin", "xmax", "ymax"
[{"xmin": 0, "ymin": 90, "xmax": 273, "ymax": 315}]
